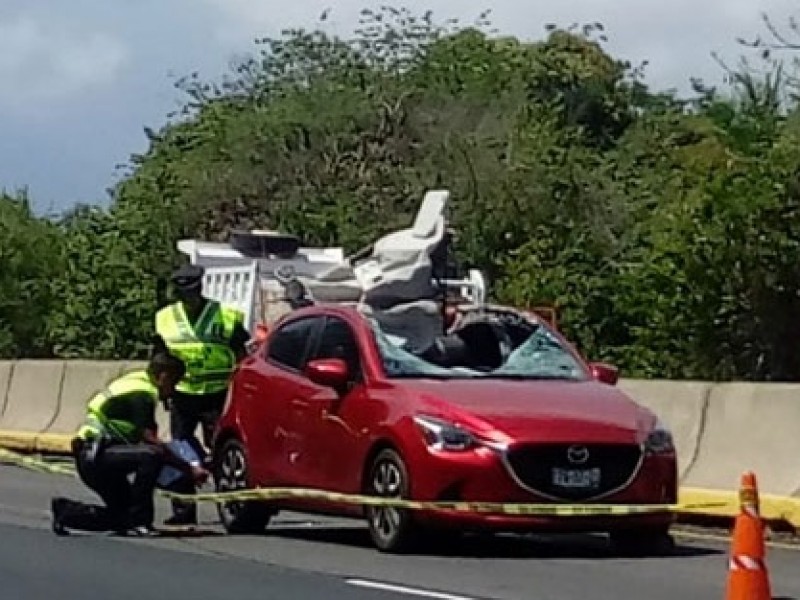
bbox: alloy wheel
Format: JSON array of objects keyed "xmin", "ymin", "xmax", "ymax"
[
  {"xmin": 369, "ymin": 459, "xmax": 404, "ymax": 541},
  {"xmin": 216, "ymin": 442, "xmax": 249, "ymax": 524},
  {"xmin": 365, "ymin": 448, "xmax": 419, "ymax": 552}
]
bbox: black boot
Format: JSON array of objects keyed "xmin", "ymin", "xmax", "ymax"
[
  {"xmin": 50, "ymin": 497, "xmax": 70, "ymax": 536},
  {"xmin": 164, "ymin": 501, "xmax": 197, "ymax": 526},
  {"xmin": 164, "ymin": 472, "xmax": 198, "ymax": 526},
  {"xmin": 50, "ymin": 496, "xmax": 122, "ymax": 533}
]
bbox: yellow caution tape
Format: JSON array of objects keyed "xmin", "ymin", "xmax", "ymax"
[
  {"xmin": 0, "ymin": 447, "xmax": 77, "ymax": 476},
  {"xmin": 0, "ymin": 446, "xmax": 727, "ymax": 517},
  {"xmin": 159, "ymin": 487, "xmax": 707, "ymax": 516}
]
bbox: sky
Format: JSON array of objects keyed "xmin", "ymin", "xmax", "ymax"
[{"xmin": 0, "ymin": 0, "xmax": 796, "ymax": 215}]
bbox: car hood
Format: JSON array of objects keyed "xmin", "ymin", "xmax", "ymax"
[{"xmin": 399, "ymin": 378, "xmax": 656, "ymax": 444}]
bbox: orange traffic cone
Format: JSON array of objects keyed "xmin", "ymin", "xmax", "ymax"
[{"xmin": 725, "ymin": 471, "xmax": 771, "ymax": 600}]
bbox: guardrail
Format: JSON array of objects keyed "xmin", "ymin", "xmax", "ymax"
[{"xmin": 0, "ymin": 360, "xmax": 798, "ymax": 526}]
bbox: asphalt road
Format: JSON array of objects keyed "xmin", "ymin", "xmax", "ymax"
[{"xmin": 1, "ymin": 464, "xmax": 799, "ymax": 600}]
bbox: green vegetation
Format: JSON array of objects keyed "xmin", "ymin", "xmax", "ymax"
[{"xmin": 3, "ymin": 7, "xmax": 800, "ymax": 381}]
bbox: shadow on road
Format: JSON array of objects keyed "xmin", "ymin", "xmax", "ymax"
[
  {"xmin": 155, "ymin": 527, "xmax": 225, "ymax": 539},
  {"xmin": 267, "ymin": 525, "xmax": 722, "ymax": 559}
]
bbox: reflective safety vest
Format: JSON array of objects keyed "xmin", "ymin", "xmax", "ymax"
[
  {"xmin": 77, "ymin": 371, "xmax": 157, "ymax": 444},
  {"xmin": 155, "ymin": 300, "xmax": 244, "ymax": 395}
]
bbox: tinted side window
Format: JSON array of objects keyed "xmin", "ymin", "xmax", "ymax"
[
  {"xmin": 266, "ymin": 317, "xmax": 319, "ymax": 370},
  {"xmin": 313, "ymin": 317, "xmax": 362, "ymax": 378}
]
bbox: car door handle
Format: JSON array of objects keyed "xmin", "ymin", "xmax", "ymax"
[
  {"xmin": 290, "ymin": 399, "xmax": 310, "ymax": 409},
  {"xmin": 241, "ymin": 383, "xmax": 258, "ymax": 392}
]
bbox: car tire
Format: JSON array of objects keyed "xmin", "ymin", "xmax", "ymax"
[
  {"xmin": 364, "ymin": 448, "xmax": 420, "ymax": 553},
  {"xmin": 610, "ymin": 528, "xmax": 675, "ymax": 557},
  {"xmin": 214, "ymin": 438, "xmax": 273, "ymax": 534}
]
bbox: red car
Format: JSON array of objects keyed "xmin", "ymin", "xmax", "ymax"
[{"xmin": 212, "ymin": 304, "xmax": 678, "ymax": 553}]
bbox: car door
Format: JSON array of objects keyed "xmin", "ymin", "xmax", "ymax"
[
  {"xmin": 241, "ymin": 315, "xmax": 323, "ymax": 486},
  {"xmin": 302, "ymin": 315, "xmax": 373, "ymax": 493}
]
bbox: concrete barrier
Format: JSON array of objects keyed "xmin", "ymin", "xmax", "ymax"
[
  {"xmin": 0, "ymin": 361, "xmax": 14, "ymax": 418},
  {"xmin": 155, "ymin": 404, "xmax": 171, "ymax": 440},
  {"xmin": 684, "ymin": 383, "xmax": 800, "ymax": 498},
  {"xmin": 619, "ymin": 379, "xmax": 711, "ymax": 480},
  {"xmin": 121, "ymin": 361, "xmax": 148, "ymax": 372},
  {"xmin": 0, "ymin": 360, "xmax": 65, "ymax": 433},
  {"xmin": 47, "ymin": 361, "xmax": 125, "ymax": 435}
]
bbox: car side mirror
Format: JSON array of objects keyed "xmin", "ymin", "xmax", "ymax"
[
  {"xmin": 589, "ymin": 362, "xmax": 619, "ymax": 386},
  {"xmin": 304, "ymin": 358, "xmax": 350, "ymax": 389}
]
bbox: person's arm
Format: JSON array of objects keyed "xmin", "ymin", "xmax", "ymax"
[
  {"xmin": 151, "ymin": 334, "xmax": 169, "ymax": 357},
  {"xmin": 229, "ymin": 320, "xmax": 251, "ymax": 361},
  {"xmin": 150, "ymin": 335, "xmax": 175, "ymax": 410},
  {"xmin": 138, "ymin": 398, "xmax": 207, "ymax": 482},
  {"xmin": 142, "ymin": 428, "xmax": 207, "ymax": 482}
]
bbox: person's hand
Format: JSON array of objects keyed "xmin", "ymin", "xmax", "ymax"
[{"xmin": 190, "ymin": 465, "xmax": 210, "ymax": 485}]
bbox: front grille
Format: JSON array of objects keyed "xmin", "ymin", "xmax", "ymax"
[{"xmin": 504, "ymin": 443, "xmax": 643, "ymax": 501}]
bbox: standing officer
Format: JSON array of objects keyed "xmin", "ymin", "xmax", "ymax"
[
  {"xmin": 50, "ymin": 353, "xmax": 209, "ymax": 536},
  {"xmin": 153, "ymin": 263, "xmax": 250, "ymax": 525}
]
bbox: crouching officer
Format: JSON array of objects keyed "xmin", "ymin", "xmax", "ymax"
[
  {"xmin": 153, "ymin": 263, "xmax": 250, "ymax": 525},
  {"xmin": 50, "ymin": 353, "xmax": 209, "ymax": 536}
]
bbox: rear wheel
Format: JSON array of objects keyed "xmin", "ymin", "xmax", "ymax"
[
  {"xmin": 214, "ymin": 438, "xmax": 273, "ymax": 534},
  {"xmin": 610, "ymin": 527, "xmax": 675, "ymax": 556},
  {"xmin": 364, "ymin": 448, "xmax": 421, "ymax": 553}
]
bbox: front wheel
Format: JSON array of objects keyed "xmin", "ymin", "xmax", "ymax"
[
  {"xmin": 364, "ymin": 448, "xmax": 421, "ymax": 553},
  {"xmin": 214, "ymin": 438, "xmax": 273, "ymax": 534}
]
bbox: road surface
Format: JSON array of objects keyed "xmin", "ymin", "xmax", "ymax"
[{"xmin": 1, "ymin": 464, "xmax": 798, "ymax": 600}]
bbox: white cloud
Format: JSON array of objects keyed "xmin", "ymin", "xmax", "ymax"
[
  {"xmin": 198, "ymin": 0, "xmax": 799, "ymax": 94},
  {"xmin": 0, "ymin": 15, "xmax": 128, "ymax": 110},
  {"xmin": 199, "ymin": 0, "xmax": 361, "ymax": 47}
]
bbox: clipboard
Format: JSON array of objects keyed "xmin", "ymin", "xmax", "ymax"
[{"xmin": 156, "ymin": 439, "xmax": 201, "ymax": 489}]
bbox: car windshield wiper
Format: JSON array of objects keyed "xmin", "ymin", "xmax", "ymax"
[
  {"xmin": 484, "ymin": 372, "xmax": 580, "ymax": 381},
  {"xmin": 387, "ymin": 372, "xmax": 461, "ymax": 380}
]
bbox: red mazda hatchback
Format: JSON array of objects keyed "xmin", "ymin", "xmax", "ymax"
[{"xmin": 212, "ymin": 304, "xmax": 678, "ymax": 553}]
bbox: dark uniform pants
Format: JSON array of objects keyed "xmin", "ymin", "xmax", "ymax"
[
  {"xmin": 168, "ymin": 389, "xmax": 227, "ymax": 522},
  {"xmin": 54, "ymin": 439, "xmax": 192, "ymax": 532}
]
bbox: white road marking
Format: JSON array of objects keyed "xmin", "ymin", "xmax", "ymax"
[
  {"xmin": 346, "ymin": 579, "xmax": 478, "ymax": 600},
  {"xmin": 674, "ymin": 530, "xmax": 800, "ymax": 552}
]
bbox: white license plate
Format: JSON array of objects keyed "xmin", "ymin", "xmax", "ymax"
[{"xmin": 552, "ymin": 467, "xmax": 601, "ymax": 489}]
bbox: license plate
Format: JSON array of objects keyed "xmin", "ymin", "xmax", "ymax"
[{"xmin": 552, "ymin": 467, "xmax": 601, "ymax": 489}]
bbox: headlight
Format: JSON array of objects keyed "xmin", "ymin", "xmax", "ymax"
[
  {"xmin": 645, "ymin": 419, "xmax": 674, "ymax": 454},
  {"xmin": 413, "ymin": 415, "xmax": 476, "ymax": 452}
]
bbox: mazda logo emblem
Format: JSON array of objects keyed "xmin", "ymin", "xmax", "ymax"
[{"xmin": 566, "ymin": 445, "xmax": 589, "ymax": 464}]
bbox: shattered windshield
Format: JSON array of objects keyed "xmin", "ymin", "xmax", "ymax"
[{"xmin": 368, "ymin": 317, "xmax": 587, "ymax": 381}]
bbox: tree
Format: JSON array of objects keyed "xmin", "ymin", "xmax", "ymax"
[{"xmin": 0, "ymin": 192, "xmax": 64, "ymax": 357}]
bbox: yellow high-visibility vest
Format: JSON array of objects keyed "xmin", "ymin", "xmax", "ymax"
[
  {"xmin": 155, "ymin": 300, "xmax": 244, "ymax": 395},
  {"xmin": 77, "ymin": 371, "xmax": 157, "ymax": 443}
]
